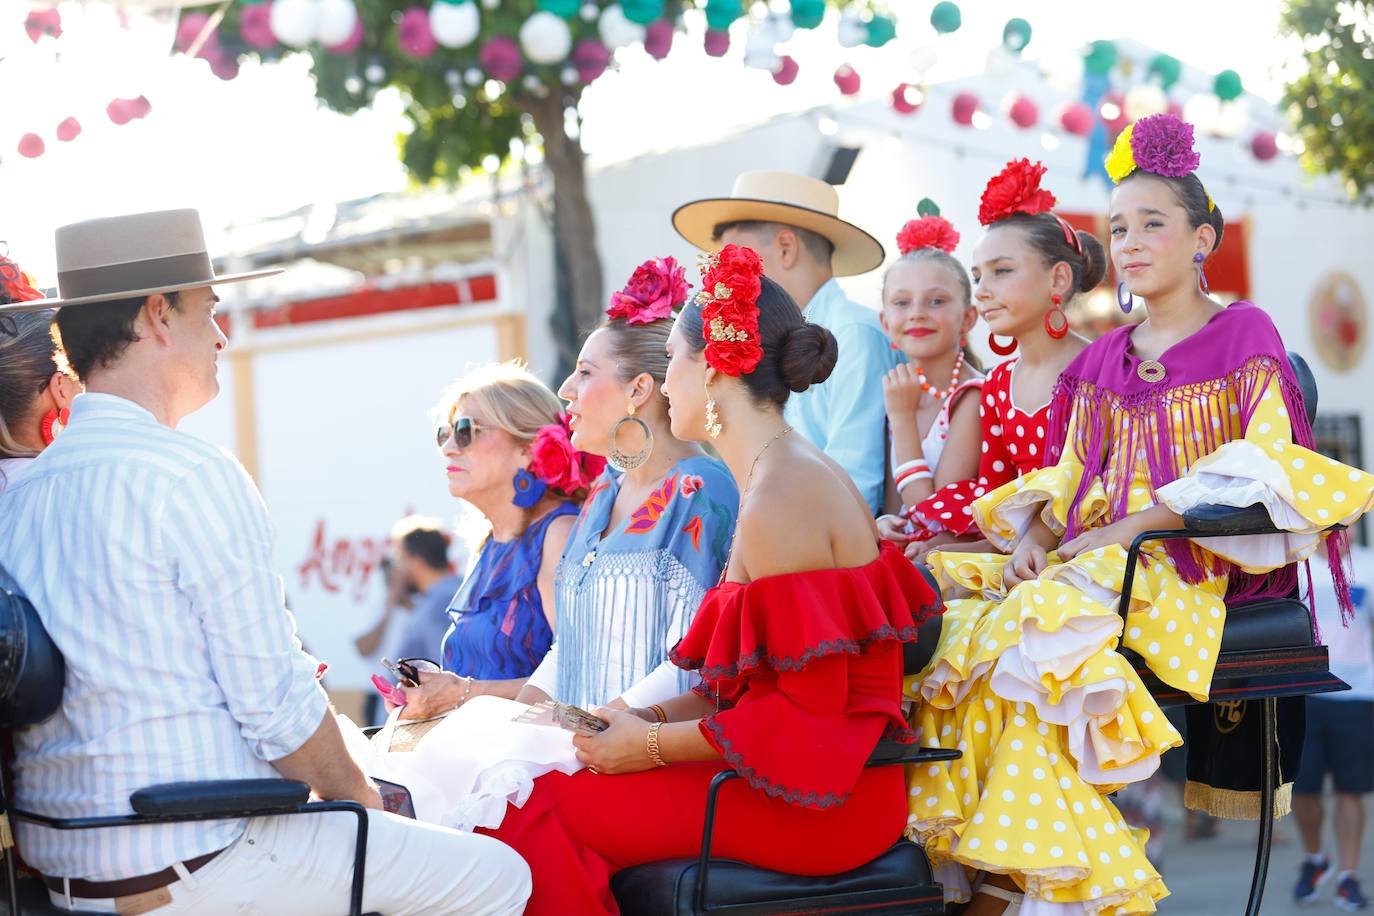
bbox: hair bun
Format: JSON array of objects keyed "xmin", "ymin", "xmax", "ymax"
[
  {"xmin": 1076, "ymin": 230, "xmax": 1107, "ymax": 293},
  {"xmin": 778, "ymin": 323, "xmax": 838, "ymax": 392}
]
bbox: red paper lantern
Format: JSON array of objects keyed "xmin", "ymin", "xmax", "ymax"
[
  {"xmin": 18, "ymin": 134, "xmax": 45, "ymax": 159},
  {"xmin": 952, "ymin": 91, "xmax": 979, "ymax": 126},
  {"xmin": 1059, "ymin": 102, "xmax": 1093, "ymax": 136},
  {"xmin": 479, "ymin": 36, "xmax": 522, "ymax": 82},
  {"xmin": 1251, "ymin": 131, "xmax": 1279, "ymax": 162},
  {"xmin": 645, "ymin": 20, "xmax": 674, "ymax": 60},
  {"xmin": 891, "ymin": 83, "xmax": 923, "ymax": 114},
  {"xmin": 240, "ymin": 4, "xmax": 277, "ymax": 49},
  {"xmin": 772, "ymin": 56, "xmax": 799, "ymax": 86},
  {"xmin": 1100, "ymin": 89, "xmax": 1128, "ymax": 135},
  {"xmin": 572, "ymin": 39, "xmax": 611, "ymax": 82},
  {"xmin": 834, "ymin": 64, "xmax": 860, "ymax": 96},
  {"xmin": 1008, "ymin": 95, "xmax": 1038, "ymax": 129},
  {"xmin": 56, "ymin": 117, "xmax": 82, "ymax": 142},
  {"xmin": 704, "ymin": 29, "xmax": 730, "ymax": 57}
]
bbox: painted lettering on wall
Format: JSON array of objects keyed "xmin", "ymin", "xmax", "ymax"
[{"xmin": 297, "ymin": 519, "xmax": 387, "ymax": 603}]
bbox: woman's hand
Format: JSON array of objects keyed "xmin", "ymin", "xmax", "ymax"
[
  {"xmin": 396, "ymin": 670, "xmax": 468, "ymax": 720},
  {"xmin": 906, "ymin": 532, "xmax": 955, "ymax": 564},
  {"xmin": 571, "ymin": 707, "xmax": 655, "ymax": 775},
  {"xmin": 1058, "ymin": 517, "xmax": 1143, "ymax": 561},
  {"xmin": 882, "ymin": 364, "xmax": 925, "ymax": 423},
  {"xmin": 877, "ymin": 514, "xmax": 913, "ymax": 544},
  {"xmin": 1003, "ymin": 540, "xmax": 1049, "ymax": 589}
]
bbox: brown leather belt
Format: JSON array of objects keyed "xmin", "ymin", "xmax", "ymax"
[{"xmin": 42, "ymin": 848, "xmax": 223, "ymax": 899}]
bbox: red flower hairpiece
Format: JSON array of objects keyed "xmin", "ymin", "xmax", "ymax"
[
  {"xmin": 977, "ymin": 158, "xmax": 1057, "ymax": 226},
  {"xmin": 896, "ymin": 216, "xmax": 960, "ymax": 255},
  {"xmin": 606, "ymin": 256, "xmax": 691, "ymax": 325},
  {"xmin": 0, "ymin": 253, "xmax": 43, "ymax": 304},
  {"xmin": 696, "ymin": 244, "xmax": 764, "ymax": 377},
  {"xmin": 530, "ymin": 413, "xmax": 608, "ymax": 495}
]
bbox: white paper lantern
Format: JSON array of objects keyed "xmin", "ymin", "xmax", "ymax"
[
  {"xmin": 431, "ymin": 1, "xmax": 481, "ymax": 49},
  {"xmin": 520, "ymin": 11, "xmax": 572, "ymax": 65},
  {"xmin": 743, "ymin": 28, "xmax": 781, "ymax": 71},
  {"xmin": 598, "ymin": 4, "xmax": 645, "ymax": 49},
  {"xmin": 1124, "ymin": 83, "xmax": 1167, "ymax": 121},
  {"xmin": 910, "ymin": 44, "xmax": 938, "ymax": 74},
  {"xmin": 316, "ymin": 0, "xmax": 358, "ymax": 47},
  {"xmin": 270, "ymin": 0, "xmax": 319, "ymax": 48},
  {"xmin": 1213, "ymin": 100, "xmax": 1249, "ymax": 138},
  {"xmin": 1183, "ymin": 93, "xmax": 1220, "ymax": 135},
  {"xmin": 837, "ymin": 12, "xmax": 867, "ymax": 48},
  {"xmin": 984, "ymin": 45, "xmax": 1017, "ymax": 78},
  {"xmin": 765, "ymin": 11, "xmax": 796, "ymax": 44}
]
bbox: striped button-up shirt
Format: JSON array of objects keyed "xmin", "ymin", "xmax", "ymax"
[{"xmin": 0, "ymin": 394, "xmax": 328, "ymax": 881}]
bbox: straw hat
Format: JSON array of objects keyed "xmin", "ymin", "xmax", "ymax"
[
  {"xmin": 0, "ymin": 209, "xmax": 280, "ymax": 314},
  {"xmin": 672, "ymin": 171, "xmax": 885, "ymax": 277}
]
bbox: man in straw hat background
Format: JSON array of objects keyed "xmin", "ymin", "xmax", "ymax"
[
  {"xmin": 0, "ymin": 210, "xmax": 530, "ymax": 915},
  {"xmin": 674, "ymin": 170, "xmax": 897, "ymax": 515}
]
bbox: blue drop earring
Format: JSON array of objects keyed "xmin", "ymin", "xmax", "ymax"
[
  {"xmin": 1194, "ymin": 252, "xmax": 1210, "ymax": 294},
  {"xmin": 1116, "ymin": 281, "xmax": 1134, "ymax": 314},
  {"xmin": 512, "ymin": 468, "xmax": 547, "ymax": 509}
]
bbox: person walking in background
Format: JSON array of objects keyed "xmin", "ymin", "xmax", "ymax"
[
  {"xmin": 673, "ymin": 171, "xmax": 897, "ymax": 515},
  {"xmin": 1293, "ymin": 538, "xmax": 1374, "ymax": 910}
]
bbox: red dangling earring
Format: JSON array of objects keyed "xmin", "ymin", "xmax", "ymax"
[
  {"xmin": 988, "ymin": 333, "xmax": 1018, "ymax": 356},
  {"xmin": 40, "ymin": 408, "xmax": 69, "ymax": 445},
  {"xmin": 1044, "ymin": 293, "xmax": 1069, "ymax": 340}
]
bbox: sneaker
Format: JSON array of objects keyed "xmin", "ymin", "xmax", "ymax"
[
  {"xmin": 1294, "ymin": 856, "xmax": 1331, "ymax": 904},
  {"xmin": 1336, "ymin": 875, "xmax": 1369, "ymax": 911}
]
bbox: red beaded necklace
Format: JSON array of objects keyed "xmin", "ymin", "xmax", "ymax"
[{"xmin": 913, "ymin": 349, "xmax": 965, "ymax": 401}]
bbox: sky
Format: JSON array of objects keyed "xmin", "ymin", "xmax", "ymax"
[{"xmin": 0, "ymin": 0, "xmax": 1301, "ymax": 281}]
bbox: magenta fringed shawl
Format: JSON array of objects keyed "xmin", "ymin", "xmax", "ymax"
[{"xmin": 1043, "ymin": 301, "xmax": 1354, "ymax": 622}]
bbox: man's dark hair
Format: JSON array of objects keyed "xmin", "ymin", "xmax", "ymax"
[
  {"xmin": 397, "ymin": 524, "xmax": 450, "ymax": 571},
  {"xmin": 54, "ymin": 292, "xmax": 178, "ymax": 382},
  {"xmin": 710, "ymin": 220, "xmax": 835, "ymax": 267}
]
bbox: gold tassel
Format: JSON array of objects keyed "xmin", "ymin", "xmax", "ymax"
[
  {"xmin": 1184, "ymin": 780, "xmax": 1293, "ymax": 820},
  {"xmin": 0, "ymin": 811, "xmax": 13, "ymax": 851}
]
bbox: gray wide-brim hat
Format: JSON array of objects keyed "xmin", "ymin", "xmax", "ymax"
[{"xmin": 0, "ymin": 208, "xmax": 281, "ymax": 314}]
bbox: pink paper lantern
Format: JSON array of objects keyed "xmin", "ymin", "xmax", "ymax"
[
  {"xmin": 398, "ymin": 7, "xmax": 438, "ymax": 59},
  {"xmin": 1059, "ymin": 102, "xmax": 1093, "ymax": 136},
  {"xmin": 1251, "ymin": 131, "xmax": 1279, "ymax": 162},
  {"xmin": 325, "ymin": 16, "xmax": 364, "ymax": 54},
  {"xmin": 772, "ymin": 56, "xmax": 799, "ymax": 86},
  {"xmin": 572, "ymin": 38, "xmax": 611, "ymax": 82},
  {"xmin": 207, "ymin": 50, "xmax": 241, "ymax": 81},
  {"xmin": 479, "ymin": 36, "xmax": 523, "ymax": 82},
  {"xmin": 18, "ymin": 134, "xmax": 45, "ymax": 158},
  {"xmin": 127, "ymin": 96, "xmax": 152, "ymax": 120},
  {"xmin": 176, "ymin": 12, "xmax": 220, "ymax": 57},
  {"xmin": 952, "ymin": 91, "xmax": 979, "ymax": 126},
  {"xmin": 704, "ymin": 29, "xmax": 730, "ymax": 57},
  {"xmin": 56, "ymin": 117, "xmax": 82, "ymax": 142},
  {"xmin": 1008, "ymin": 95, "xmax": 1038, "ymax": 129},
  {"xmin": 1167, "ymin": 101, "xmax": 1185, "ymax": 120},
  {"xmin": 240, "ymin": 4, "xmax": 278, "ymax": 49},
  {"xmin": 1100, "ymin": 89, "xmax": 1128, "ymax": 135},
  {"xmin": 24, "ymin": 9, "xmax": 62, "ymax": 43},
  {"xmin": 106, "ymin": 99, "xmax": 132, "ymax": 126},
  {"xmin": 645, "ymin": 20, "xmax": 674, "ymax": 60},
  {"xmin": 834, "ymin": 64, "xmax": 860, "ymax": 96},
  {"xmin": 891, "ymin": 83, "xmax": 923, "ymax": 114}
]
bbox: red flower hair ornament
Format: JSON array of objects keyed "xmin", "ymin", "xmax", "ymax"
[
  {"xmin": 696, "ymin": 244, "xmax": 765, "ymax": 377},
  {"xmin": 530, "ymin": 412, "xmax": 608, "ymax": 495},
  {"xmin": 606, "ymin": 256, "xmax": 692, "ymax": 325},
  {"xmin": 0, "ymin": 251, "xmax": 43, "ymax": 305},
  {"xmin": 977, "ymin": 158, "xmax": 1057, "ymax": 226},
  {"xmin": 896, "ymin": 216, "xmax": 960, "ymax": 255}
]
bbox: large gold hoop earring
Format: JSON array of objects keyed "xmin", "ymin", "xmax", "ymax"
[
  {"xmin": 704, "ymin": 382, "xmax": 722, "ymax": 440},
  {"xmin": 608, "ymin": 403, "xmax": 653, "ymax": 472}
]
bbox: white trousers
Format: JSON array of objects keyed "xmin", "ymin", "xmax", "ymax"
[{"xmin": 49, "ymin": 808, "xmax": 531, "ymax": 915}]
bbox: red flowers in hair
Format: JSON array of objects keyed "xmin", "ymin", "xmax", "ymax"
[
  {"xmin": 530, "ymin": 413, "xmax": 608, "ymax": 495},
  {"xmin": 0, "ymin": 253, "xmax": 43, "ymax": 304},
  {"xmin": 606, "ymin": 256, "xmax": 691, "ymax": 325},
  {"xmin": 977, "ymin": 158, "xmax": 1057, "ymax": 226},
  {"xmin": 697, "ymin": 244, "xmax": 765, "ymax": 377},
  {"xmin": 896, "ymin": 216, "xmax": 960, "ymax": 255}
]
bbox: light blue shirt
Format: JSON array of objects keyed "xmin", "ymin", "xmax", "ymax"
[
  {"xmin": 0, "ymin": 393, "xmax": 327, "ymax": 880},
  {"xmin": 784, "ymin": 278, "xmax": 899, "ymax": 515}
]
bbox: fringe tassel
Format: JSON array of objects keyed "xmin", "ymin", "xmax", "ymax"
[{"xmin": 1184, "ymin": 780, "xmax": 1293, "ymax": 821}]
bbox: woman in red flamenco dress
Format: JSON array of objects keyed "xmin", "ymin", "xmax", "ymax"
[{"xmin": 479, "ymin": 246, "xmax": 942, "ymax": 916}]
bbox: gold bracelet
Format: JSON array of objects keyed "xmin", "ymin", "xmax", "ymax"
[
  {"xmin": 646, "ymin": 722, "xmax": 669, "ymax": 767},
  {"xmin": 649, "ymin": 703, "xmax": 668, "ymax": 724}
]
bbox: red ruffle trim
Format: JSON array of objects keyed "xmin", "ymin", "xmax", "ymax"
[
  {"xmin": 670, "ymin": 541, "xmax": 942, "ymax": 681},
  {"xmin": 910, "ymin": 478, "xmax": 986, "ymax": 537}
]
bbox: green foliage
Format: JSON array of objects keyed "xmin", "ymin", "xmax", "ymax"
[{"xmin": 1280, "ymin": 0, "xmax": 1374, "ymax": 196}]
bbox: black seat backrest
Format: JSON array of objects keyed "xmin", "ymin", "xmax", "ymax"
[
  {"xmin": 0, "ymin": 587, "xmax": 65, "ymax": 728},
  {"xmin": 1287, "ymin": 351, "xmax": 1318, "ymax": 426}
]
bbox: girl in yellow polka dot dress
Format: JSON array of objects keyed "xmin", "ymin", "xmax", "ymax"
[{"xmin": 907, "ymin": 114, "xmax": 1374, "ymax": 916}]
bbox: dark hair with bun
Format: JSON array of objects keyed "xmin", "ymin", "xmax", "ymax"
[
  {"xmin": 996, "ymin": 213, "xmax": 1106, "ymax": 299},
  {"xmin": 679, "ymin": 275, "xmax": 837, "ymax": 409},
  {"xmin": 1119, "ymin": 170, "xmax": 1225, "ymax": 252}
]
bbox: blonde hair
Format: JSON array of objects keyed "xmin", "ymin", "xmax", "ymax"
[{"xmin": 433, "ymin": 360, "xmax": 563, "ymax": 443}]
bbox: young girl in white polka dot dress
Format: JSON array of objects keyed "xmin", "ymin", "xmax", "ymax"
[{"xmin": 908, "ymin": 116, "xmax": 1374, "ymax": 916}]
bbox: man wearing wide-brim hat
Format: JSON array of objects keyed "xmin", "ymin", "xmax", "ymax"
[
  {"xmin": 674, "ymin": 171, "xmax": 897, "ymax": 515},
  {"xmin": 0, "ymin": 210, "xmax": 530, "ymax": 915}
]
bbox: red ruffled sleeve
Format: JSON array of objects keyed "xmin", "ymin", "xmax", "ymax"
[{"xmin": 670, "ymin": 541, "xmax": 942, "ymax": 809}]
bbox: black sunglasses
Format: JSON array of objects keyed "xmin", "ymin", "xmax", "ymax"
[{"xmin": 436, "ymin": 416, "xmax": 486, "ymax": 449}]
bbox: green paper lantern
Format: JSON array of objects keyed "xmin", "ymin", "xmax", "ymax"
[
  {"xmin": 1147, "ymin": 53, "xmax": 1181, "ymax": 90},
  {"xmin": 930, "ymin": 2, "xmax": 961, "ymax": 34},
  {"xmin": 622, "ymin": 0, "xmax": 664, "ymax": 25},
  {"xmin": 538, "ymin": 0, "xmax": 580, "ymax": 17},
  {"xmin": 917, "ymin": 198, "xmax": 940, "ymax": 217},
  {"xmin": 1083, "ymin": 39, "xmax": 1117, "ymax": 76},
  {"xmin": 789, "ymin": 0, "xmax": 825, "ymax": 29},
  {"xmin": 1214, "ymin": 69, "xmax": 1243, "ymax": 101},
  {"xmin": 1002, "ymin": 18, "xmax": 1031, "ymax": 53},
  {"xmin": 705, "ymin": 0, "xmax": 742, "ymax": 31},
  {"xmin": 865, "ymin": 15, "xmax": 896, "ymax": 48}
]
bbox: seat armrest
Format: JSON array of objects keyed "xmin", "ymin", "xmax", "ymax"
[
  {"xmin": 130, "ymin": 779, "xmax": 311, "ymax": 818},
  {"xmin": 865, "ymin": 741, "xmax": 960, "ymax": 767},
  {"xmin": 1182, "ymin": 503, "xmax": 1279, "ymax": 536}
]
